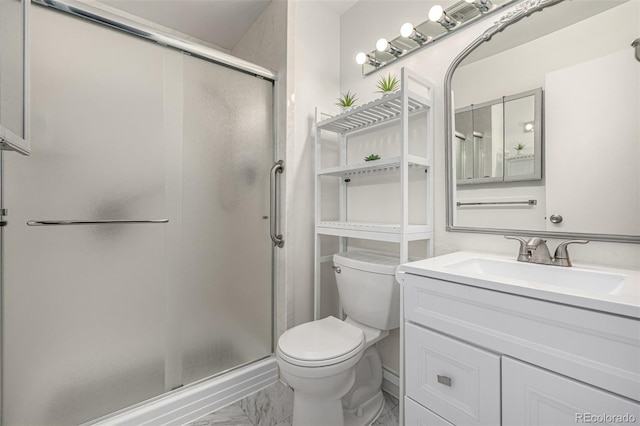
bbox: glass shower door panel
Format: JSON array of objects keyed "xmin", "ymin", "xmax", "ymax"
[
  {"xmin": 2, "ymin": 8, "xmax": 167, "ymax": 425},
  {"xmin": 181, "ymin": 55, "xmax": 273, "ymax": 385}
]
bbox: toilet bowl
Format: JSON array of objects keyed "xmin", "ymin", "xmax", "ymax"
[{"xmin": 276, "ymin": 251, "xmax": 400, "ymax": 426}]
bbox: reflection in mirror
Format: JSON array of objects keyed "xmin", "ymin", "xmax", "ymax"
[
  {"xmin": 504, "ymin": 90, "xmax": 540, "ymax": 181},
  {"xmin": 455, "ymin": 88, "xmax": 541, "ymax": 185},
  {"xmin": 0, "ymin": 0, "xmax": 29, "ymax": 154},
  {"xmin": 446, "ymin": 0, "xmax": 640, "ymax": 242},
  {"xmin": 472, "ymin": 103, "xmax": 497, "ymax": 179}
]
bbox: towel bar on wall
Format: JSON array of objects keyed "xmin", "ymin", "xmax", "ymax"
[{"xmin": 456, "ymin": 200, "xmax": 537, "ymax": 207}]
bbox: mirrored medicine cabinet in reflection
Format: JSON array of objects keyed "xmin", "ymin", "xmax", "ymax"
[
  {"xmin": 455, "ymin": 88, "xmax": 541, "ymax": 184},
  {"xmin": 0, "ymin": 0, "xmax": 30, "ymax": 155},
  {"xmin": 447, "ymin": 0, "xmax": 639, "ymax": 242}
]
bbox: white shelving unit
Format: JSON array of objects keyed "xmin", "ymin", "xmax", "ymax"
[{"xmin": 314, "ymin": 67, "xmax": 434, "ymax": 319}]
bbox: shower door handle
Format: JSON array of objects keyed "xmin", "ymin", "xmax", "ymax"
[{"xmin": 270, "ymin": 160, "xmax": 284, "ymax": 248}]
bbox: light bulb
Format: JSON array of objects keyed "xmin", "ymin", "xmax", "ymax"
[
  {"xmin": 400, "ymin": 22, "xmax": 414, "ymax": 38},
  {"xmin": 376, "ymin": 38, "xmax": 389, "ymax": 52},
  {"xmin": 428, "ymin": 5, "xmax": 444, "ymax": 22},
  {"xmin": 355, "ymin": 52, "xmax": 367, "ymax": 65}
]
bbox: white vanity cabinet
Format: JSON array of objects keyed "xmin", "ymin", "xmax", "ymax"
[
  {"xmin": 402, "ymin": 271, "xmax": 640, "ymax": 425},
  {"xmin": 503, "ymin": 358, "xmax": 640, "ymax": 426}
]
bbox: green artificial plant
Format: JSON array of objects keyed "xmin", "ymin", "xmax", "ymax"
[
  {"xmin": 336, "ymin": 91, "xmax": 358, "ymax": 109},
  {"xmin": 376, "ymin": 73, "xmax": 400, "ymax": 94}
]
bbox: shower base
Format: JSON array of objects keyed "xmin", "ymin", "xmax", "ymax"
[{"xmin": 82, "ymin": 357, "xmax": 278, "ymax": 426}]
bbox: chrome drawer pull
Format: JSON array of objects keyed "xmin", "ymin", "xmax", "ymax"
[{"xmin": 437, "ymin": 375, "xmax": 452, "ymax": 387}]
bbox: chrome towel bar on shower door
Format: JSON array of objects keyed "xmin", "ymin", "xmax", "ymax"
[
  {"xmin": 456, "ymin": 199, "xmax": 537, "ymax": 207},
  {"xmin": 26, "ymin": 219, "xmax": 169, "ymax": 226}
]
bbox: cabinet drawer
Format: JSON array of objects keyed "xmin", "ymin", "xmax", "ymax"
[
  {"xmin": 405, "ymin": 397, "xmax": 454, "ymax": 426},
  {"xmin": 405, "ymin": 323, "xmax": 501, "ymax": 425},
  {"xmin": 503, "ymin": 357, "xmax": 640, "ymax": 426}
]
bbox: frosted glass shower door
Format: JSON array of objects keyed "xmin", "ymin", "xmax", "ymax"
[
  {"xmin": 1, "ymin": 6, "xmax": 275, "ymax": 426},
  {"xmin": 178, "ymin": 55, "xmax": 274, "ymax": 385}
]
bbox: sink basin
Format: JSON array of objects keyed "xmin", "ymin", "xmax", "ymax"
[
  {"xmin": 398, "ymin": 251, "xmax": 640, "ymax": 318},
  {"xmin": 444, "ymin": 257, "xmax": 625, "ymax": 294}
]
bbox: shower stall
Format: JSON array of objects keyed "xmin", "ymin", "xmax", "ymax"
[{"xmin": 1, "ymin": 4, "xmax": 279, "ymax": 425}]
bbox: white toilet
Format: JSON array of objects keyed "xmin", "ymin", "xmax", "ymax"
[{"xmin": 276, "ymin": 251, "xmax": 400, "ymax": 426}]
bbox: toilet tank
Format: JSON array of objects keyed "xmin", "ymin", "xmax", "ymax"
[{"xmin": 333, "ymin": 251, "xmax": 400, "ymax": 330}]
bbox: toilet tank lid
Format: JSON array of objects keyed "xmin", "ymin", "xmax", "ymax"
[{"xmin": 333, "ymin": 251, "xmax": 400, "ymax": 275}]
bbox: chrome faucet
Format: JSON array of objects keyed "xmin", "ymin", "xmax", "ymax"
[{"xmin": 505, "ymin": 236, "xmax": 589, "ymax": 267}]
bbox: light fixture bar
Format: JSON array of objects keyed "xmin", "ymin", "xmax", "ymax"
[
  {"xmin": 357, "ymin": 0, "xmax": 516, "ymax": 75},
  {"xmin": 465, "ymin": 0, "xmax": 493, "ymax": 13}
]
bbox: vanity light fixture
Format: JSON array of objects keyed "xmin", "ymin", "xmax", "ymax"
[
  {"xmin": 465, "ymin": 0, "xmax": 493, "ymax": 13},
  {"xmin": 429, "ymin": 5, "xmax": 458, "ymax": 30},
  {"xmin": 355, "ymin": 52, "xmax": 382, "ymax": 67},
  {"xmin": 376, "ymin": 38, "xmax": 403, "ymax": 57},
  {"xmin": 400, "ymin": 22, "xmax": 430, "ymax": 44},
  {"xmin": 357, "ymin": 0, "xmax": 516, "ymax": 75}
]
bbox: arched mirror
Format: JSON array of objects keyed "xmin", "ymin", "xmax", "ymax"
[{"xmin": 445, "ymin": 0, "xmax": 640, "ymax": 243}]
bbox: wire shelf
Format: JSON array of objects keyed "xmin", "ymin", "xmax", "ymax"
[{"xmin": 317, "ymin": 91, "xmax": 430, "ymax": 134}]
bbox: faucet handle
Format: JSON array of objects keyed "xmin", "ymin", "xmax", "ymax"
[
  {"xmin": 505, "ymin": 235, "xmax": 526, "ymax": 249},
  {"xmin": 505, "ymin": 235, "xmax": 529, "ymax": 261},
  {"xmin": 554, "ymin": 240, "xmax": 589, "ymax": 262}
]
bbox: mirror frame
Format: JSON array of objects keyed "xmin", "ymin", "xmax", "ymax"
[{"xmin": 444, "ymin": 0, "xmax": 640, "ymax": 243}]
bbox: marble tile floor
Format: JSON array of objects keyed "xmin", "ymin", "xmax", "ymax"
[{"xmin": 187, "ymin": 380, "xmax": 399, "ymax": 426}]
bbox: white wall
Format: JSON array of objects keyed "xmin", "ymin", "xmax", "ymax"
[{"xmin": 287, "ymin": 1, "xmax": 342, "ymax": 326}]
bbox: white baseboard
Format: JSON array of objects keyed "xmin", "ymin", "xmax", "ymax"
[
  {"xmin": 83, "ymin": 358, "xmax": 279, "ymax": 426},
  {"xmin": 381, "ymin": 367, "xmax": 399, "ymax": 400}
]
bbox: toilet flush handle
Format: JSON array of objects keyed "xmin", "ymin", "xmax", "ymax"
[{"xmin": 332, "ymin": 266, "xmax": 341, "ymax": 273}]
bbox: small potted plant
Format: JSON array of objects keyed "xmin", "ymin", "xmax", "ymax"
[
  {"xmin": 376, "ymin": 73, "xmax": 400, "ymax": 96},
  {"xmin": 336, "ymin": 90, "xmax": 358, "ymax": 112},
  {"xmin": 364, "ymin": 154, "xmax": 381, "ymax": 162},
  {"xmin": 514, "ymin": 142, "xmax": 526, "ymax": 155}
]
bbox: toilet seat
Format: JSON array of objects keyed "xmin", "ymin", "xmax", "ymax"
[{"xmin": 278, "ymin": 316, "xmax": 365, "ymax": 367}]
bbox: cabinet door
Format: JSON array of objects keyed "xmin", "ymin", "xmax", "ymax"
[
  {"xmin": 503, "ymin": 357, "xmax": 640, "ymax": 426},
  {"xmin": 405, "ymin": 323, "xmax": 501, "ymax": 425},
  {"xmin": 405, "ymin": 397, "xmax": 454, "ymax": 426}
]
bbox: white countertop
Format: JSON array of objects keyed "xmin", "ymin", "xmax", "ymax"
[{"xmin": 399, "ymin": 251, "xmax": 640, "ymax": 319}]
